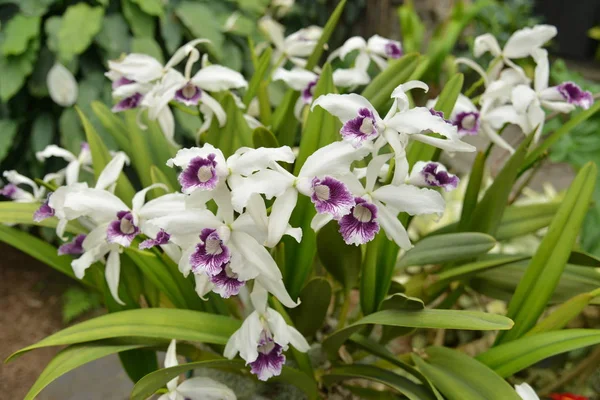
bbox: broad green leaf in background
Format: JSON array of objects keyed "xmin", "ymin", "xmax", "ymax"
[
  {"xmin": 131, "ymin": 360, "xmax": 319, "ymax": 400},
  {"xmin": 322, "ymin": 309, "xmax": 513, "ymax": 357},
  {"xmin": 131, "ymin": 0, "xmax": 164, "ymax": 16},
  {"xmin": 175, "ymin": 2, "xmax": 224, "ymax": 58},
  {"xmin": 252, "ymin": 126, "xmax": 279, "ymax": 148},
  {"xmin": 379, "ymin": 293, "xmax": 425, "ymax": 342},
  {"xmin": 0, "ymin": 202, "xmax": 85, "ymax": 234},
  {"xmin": 1, "ymin": 15, "xmax": 40, "ymax": 56},
  {"xmin": 413, "ymin": 347, "xmax": 521, "ymax": 400},
  {"xmin": 323, "ymin": 365, "xmax": 437, "ymax": 400},
  {"xmin": 288, "ymin": 278, "xmax": 332, "ymax": 337},
  {"xmin": 398, "ymin": 0, "xmax": 425, "ymax": 54},
  {"xmin": 316, "ymin": 221, "xmax": 361, "ymax": 290},
  {"xmin": 495, "ymin": 200, "xmax": 561, "ymax": 240},
  {"xmin": 27, "ymin": 45, "xmax": 54, "ymax": 97},
  {"xmin": 527, "ymin": 288, "xmax": 600, "ymax": 334},
  {"xmin": 121, "ymin": 111, "xmax": 155, "ymax": 188},
  {"xmin": 57, "ymin": 3, "xmax": 104, "ymax": 62},
  {"xmin": 30, "ymin": 113, "xmax": 55, "ymax": 153},
  {"xmin": 59, "ymin": 108, "xmax": 86, "ymax": 155},
  {"xmin": 131, "ymin": 37, "xmax": 164, "ymax": 63},
  {"xmin": 22, "ymin": 342, "xmax": 148, "ymax": 400},
  {"xmin": 7, "ymin": 308, "xmax": 241, "ymax": 362},
  {"xmin": 304, "ymin": 0, "xmax": 347, "ymax": 71},
  {"xmin": 122, "ymin": 0, "xmax": 155, "ymax": 38},
  {"xmin": 396, "ymin": 232, "xmax": 496, "ymax": 271},
  {"xmin": 160, "ymin": 11, "xmax": 183, "ymax": 54},
  {"xmin": 243, "ymin": 47, "xmax": 272, "ymax": 107},
  {"xmin": 144, "ymin": 118, "xmax": 179, "ymax": 186},
  {"xmin": 91, "ymin": 101, "xmax": 131, "ymax": 153},
  {"xmin": 0, "ymin": 36, "xmax": 39, "ymax": 101},
  {"xmin": 0, "ymin": 225, "xmax": 99, "ymax": 288},
  {"xmin": 150, "ymin": 165, "xmax": 176, "ymax": 192},
  {"xmin": 76, "ymin": 107, "xmax": 136, "ymax": 203},
  {"xmin": 478, "ymin": 329, "xmax": 600, "ymax": 377},
  {"xmin": 95, "ymin": 14, "xmax": 131, "ymax": 59},
  {"xmin": 468, "ymin": 133, "xmax": 535, "ymax": 237},
  {"xmin": 0, "ymin": 120, "xmax": 18, "ymax": 162},
  {"xmin": 458, "ymin": 152, "xmax": 486, "ymax": 231},
  {"xmin": 497, "ymin": 162, "xmax": 597, "ymax": 344}
]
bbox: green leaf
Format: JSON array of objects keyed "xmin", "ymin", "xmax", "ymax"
[
  {"xmin": 0, "ymin": 36, "xmax": 39, "ymax": 101},
  {"xmin": 323, "ymin": 365, "xmax": 437, "ymax": 400},
  {"xmin": 13, "ymin": 0, "xmax": 56, "ymax": 16},
  {"xmin": 131, "ymin": 360, "xmax": 319, "ymax": 400},
  {"xmin": 478, "ymin": 329, "xmax": 600, "ymax": 377},
  {"xmin": 495, "ymin": 201, "xmax": 561, "ymax": 240},
  {"xmin": 122, "ymin": 0, "xmax": 155, "ymax": 38},
  {"xmin": 398, "ymin": 1, "xmax": 425, "ymax": 54},
  {"xmin": 522, "ymin": 102, "xmax": 600, "ymax": 173},
  {"xmin": 304, "ymin": 0, "xmax": 347, "ymax": 71},
  {"xmin": 131, "ymin": 37, "xmax": 164, "ymax": 63},
  {"xmin": 317, "ymin": 221, "xmax": 361, "ymax": 290},
  {"xmin": 95, "ymin": 14, "xmax": 131, "ymax": 58},
  {"xmin": 458, "ymin": 151, "xmax": 486, "ymax": 231},
  {"xmin": 131, "ymin": 0, "xmax": 164, "ymax": 16},
  {"xmin": 380, "ymin": 293, "xmax": 425, "ymax": 342},
  {"xmin": 397, "ymin": 232, "xmax": 496, "ymax": 270},
  {"xmin": 30, "ymin": 113, "xmax": 55, "ymax": 153},
  {"xmin": 175, "ymin": 2, "xmax": 224, "ymax": 58},
  {"xmin": 413, "ymin": 347, "xmax": 521, "ymax": 400},
  {"xmin": 160, "ymin": 12, "xmax": 183, "ymax": 54},
  {"xmin": 361, "ymin": 53, "xmax": 421, "ymax": 112},
  {"xmin": 27, "ymin": 45, "xmax": 54, "ymax": 97},
  {"xmin": 0, "ymin": 202, "xmax": 85, "ymax": 233},
  {"xmin": 91, "ymin": 101, "xmax": 131, "ymax": 153},
  {"xmin": 289, "ymin": 278, "xmax": 332, "ymax": 337},
  {"xmin": 22, "ymin": 342, "xmax": 147, "ymax": 400},
  {"xmin": 567, "ymin": 250, "xmax": 600, "ymax": 268},
  {"xmin": 527, "ymin": 288, "xmax": 600, "ymax": 334},
  {"xmin": 150, "ymin": 165, "xmax": 176, "ymax": 192},
  {"xmin": 0, "ymin": 225, "xmax": 98, "ymax": 288},
  {"xmin": 322, "ymin": 309, "xmax": 513, "ymax": 358},
  {"xmin": 244, "ymin": 47, "xmax": 272, "ymax": 106},
  {"xmin": 143, "ymin": 117, "xmax": 179, "ymax": 186},
  {"xmin": 468, "ymin": 133, "xmax": 535, "ymax": 236},
  {"xmin": 120, "ymin": 111, "xmax": 155, "ymax": 188},
  {"xmin": 0, "ymin": 119, "xmax": 18, "ymax": 162},
  {"xmin": 76, "ymin": 107, "xmax": 136, "ymax": 203},
  {"xmin": 252, "ymin": 126, "xmax": 279, "ymax": 148},
  {"xmin": 57, "ymin": 3, "xmax": 104, "ymax": 62},
  {"xmin": 7, "ymin": 308, "xmax": 241, "ymax": 362},
  {"xmin": 497, "ymin": 162, "xmax": 597, "ymax": 344},
  {"xmin": 2, "ymin": 15, "xmax": 40, "ymax": 56}
]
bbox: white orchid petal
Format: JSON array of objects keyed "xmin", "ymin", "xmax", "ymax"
[
  {"xmin": 191, "ymin": 65, "xmax": 247, "ymax": 92},
  {"xmin": 199, "ymin": 92, "xmax": 227, "ymax": 127},
  {"xmin": 47, "ymin": 63, "xmax": 78, "ymax": 107},
  {"xmin": 95, "ymin": 152, "xmax": 130, "ymax": 191},
  {"xmin": 266, "ymin": 187, "xmax": 298, "ymax": 248},
  {"xmin": 273, "ymin": 68, "xmax": 318, "ymax": 91},
  {"xmin": 376, "ymin": 202, "xmax": 412, "ymax": 250},
  {"xmin": 311, "ymin": 93, "xmax": 379, "ymax": 123},
  {"xmin": 474, "ymin": 33, "xmax": 502, "ymax": 57},
  {"xmin": 230, "ymin": 231, "xmax": 282, "ymax": 281},
  {"xmin": 300, "ymin": 140, "xmax": 371, "ymax": 179},
  {"xmin": 228, "ymin": 146, "xmax": 295, "ymax": 176},
  {"xmin": 106, "ymin": 248, "xmax": 125, "ymax": 306},
  {"xmin": 332, "ymin": 67, "xmax": 371, "ymax": 87},
  {"xmin": 256, "ymin": 276, "xmax": 299, "ymax": 309},
  {"xmin": 176, "ymin": 377, "xmax": 236, "ymax": 400},
  {"xmin": 373, "ymin": 184, "xmax": 445, "ymax": 215},
  {"xmin": 339, "ymin": 36, "xmax": 367, "ymax": 60},
  {"xmin": 108, "ymin": 54, "xmax": 164, "ymax": 83},
  {"xmin": 514, "ymin": 383, "xmax": 540, "ymax": 400},
  {"xmin": 503, "ymin": 25, "xmax": 557, "ymax": 59}
]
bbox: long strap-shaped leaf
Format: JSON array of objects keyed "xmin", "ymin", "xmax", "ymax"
[
  {"xmin": 478, "ymin": 329, "xmax": 600, "ymax": 377},
  {"xmin": 6, "ymin": 308, "xmax": 241, "ymax": 362},
  {"xmin": 323, "ymin": 364, "xmax": 438, "ymax": 400},
  {"xmin": 130, "ymin": 360, "xmax": 319, "ymax": 400},
  {"xmin": 0, "ymin": 202, "xmax": 86, "ymax": 233},
  {"xmin": 413, "ymin": 347, "xmax": 521, "ymax": 400},
  {"xmin": 496, "ymin": 162, "xmax": 597, "ymax": 344},
  {"xmin": 322, "ymin": 308, "xmax": 513, "ymax": 358},
  {"xmin": 22, "ymin": 342, "xmax": 148, "ymax": 400}
]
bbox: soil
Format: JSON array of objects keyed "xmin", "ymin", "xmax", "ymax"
[{"xmin": 0, "ymin": 242, "xmax": 71, "ymax": 399}]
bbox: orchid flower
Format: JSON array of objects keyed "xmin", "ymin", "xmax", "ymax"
[
  {"xmin": 512, "ymin": 48, "xmax": 594, "ymax": 142},
  {"xmin": 231, "ymin": 141, "xmax": 370, "ymax": 247},
  {"xmin": 36, "ymin": 143, "xmax": 92, "ymax": 185},
  {"xmin": 312, "ymin": 154, "xmax": 445, "ymax": 248},
  {"xmin": 474, "ymin": 25, "xmax": 557, "ymax": 79},
  {"xmin": 224, "ymin": 283, "xmax": 309, "ymax": 381},
  {"xmin": 259, "ymin": 16, "xmax": 322, "ymax": 67},
  {"xmin": 515, "ymin": 383, "xmax": 539, "ymax": 400},
  {"xmin": 161, "ymin": 340, "xmax": 236, "ymax": 400},
  {"xmin": 273, "ymin": 68, "xmax": 319, "ymax": 119},
  {"xmin": 331, "ymin": 35, "xmax": 403, "ymax": 70},
  {"xmin": 47, "ymin": 63, "xmax": 78, "ymax": 107}
]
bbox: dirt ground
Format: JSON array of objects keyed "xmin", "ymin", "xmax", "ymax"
[{"xmin": 0, "ymin": 242, "xmax": 71, "ymax": 399}]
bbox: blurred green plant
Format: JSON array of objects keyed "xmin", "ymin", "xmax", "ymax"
[{"xmin": 62, "ymin": 285, "xmax": 102, "ymax": 323}]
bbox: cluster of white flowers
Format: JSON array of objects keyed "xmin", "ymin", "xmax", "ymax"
[
  {"xmin": 444, "ymin": 25, "xmax": 593, "ymax": 153},
  {"xmin": 2, "ymin": 21, "xmax": 593, "ymax": 387}
]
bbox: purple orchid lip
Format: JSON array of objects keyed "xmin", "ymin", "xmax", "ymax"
[
  {"xmin": 106, "ymin": 210, "xmax": 139, "ymax": 247},
  {"xmin": 558, "ymin": 82, "xmax": 594, "ymax": 109},
  {"xmin": 301, "ymin": 80, "xmax": 318, "ymax": 104},
  {"xmin": 112, "ymin": 77, "xmax": 134, "ymax": 90},
  {"xmin": 453, "ymin": 111, "xmax": 480, "ymax": 136},
  {"xmin": 310, "ymin": 176, "xmax": 355, "ymax": 218},
  {"xmin": 210, "ymin": 263, "xmax": 245, "ymax": 298},
  {"xmin": 384, "ymin": 42, "xmax": 402, "ymax": 59},
  {"xmin": 33, "ymin": 199, "xmax": 55, "ymax": 222},
  {"xmin": 58, "ymin": 234, "xmax": 86, "ymax": 256},
  {"xmin": 190, "ymin": 228, "xmax": 231, "ymax": 276},
  {"xmin": 340, "ymin": 108, "xmax": 378, "ymax": 146},
  {"xmin": 249, "ymin": 331, "xmax": 286, "ymax": 381},
  {"xmin": 112, "ymin": 93, "xmax": 143, "ymax": 112},
  {"xmin": 338, "ymin": 197, "xmax": 379, "ymax": 245},
  {"xmin": 421, "ymin": 162, "xmax": 459, "ymax": 191},
  {"xmin": 174, "ymin": 83, "xmax": 202, "ymax": 106},
  {"xmin": 0, "ymin": 184, "xmax": 18, "ymax": 200},
  {"xmin": 139, "ymin": 229, "xmax": 171, "ymax": 250},
  {"xmin": 178, "ymin": 154, "xmax": 219, "ymax": 193}
]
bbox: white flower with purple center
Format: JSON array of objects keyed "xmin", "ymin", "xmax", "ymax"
[
  {"xmin": 224, "ymin": 284, "xmax": 309, "ymax": 381},
  {"xmin": 259, "ymin": 16, "xmax": 323, "ymax": 67},
  {"xmin": 340, "ymin": 107, "xmax": 379, "ymax": 146},
  {"xmin": 231, "ymin": 141, "xmax": 370, "ymax": 247},
  {"xmin": 1, "ymin": 170, "xmax": 55, "ymax": 203},
  {"xmin": 453, "ymin": 111, "xmax": 481, "ymax": 136},
  {"xmin": 178, "ymin": 154, "xmax": 219, "ymax": 193},
  {"xmin": 331, "ymin": 34, "xmax": 403, "ymax": 71},
  {"xmin": 210, "ymin": 263, "xmax": 245, "ymax": 298},
  {"xmin": 273, "ymin": 68, "xmax": 320, "ymax": 120},
  {"xmin": 106, "ymin": 210, "xmax": 140, "ymax": 247},
  {"xmin": 557, "ymin": 82, "xmax": 593, "ymax": 109},
  {"xmin": 338, "ymin": 197, "xmax": 380, "ymax": 245},
  {"xmin": 407, "ymin": 161, "xmax": 459, "ymax": 192},
  {"xmin": 161, "ymin": 340, "xmax": 237, "ymax": 400},
  {"xmin": 36, "ymin": 143, "xmax": 93, "ymax": 186},
  {"xmin": 58, "ymin": 234, "xmax": 86, "ymax": 256},
  {"xmin": 190, "ymin": 228, "xmax": 231, "ymax": 276},
  {"xmin": 310, "ymin": 176, "xmax": 355, "ymax": 218}
]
